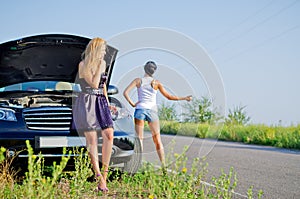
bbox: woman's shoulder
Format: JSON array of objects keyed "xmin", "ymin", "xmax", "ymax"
[
  {"xmin": 151, "ymin": 79, "xmax": 160, "ymax": 90},
  {"xmin": 78, "ymin": 60, "xmax": 85, "ymax": 67},
  {"xmin": 133, "ymin": 77, "xmax": 142, "ymax": 82},
  {"xmin": 78, "ymin": 61, "xmax": 85, "ymax": 78},
  {"xmin": 152, "ymin": 79, "xmax": 161, "ymax": 84},
  {"xmin": 130, "ymin": 77, "xmax": 141, "ymax": 87}
]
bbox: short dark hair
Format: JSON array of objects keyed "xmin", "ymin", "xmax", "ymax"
[{"xmin": 144, "ymin": 61, "xmax": 157, "ymax": 76}]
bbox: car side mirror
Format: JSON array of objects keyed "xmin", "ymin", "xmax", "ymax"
[{"xmin": 107, "ymin": 85, "xmax": 118, "ymax": 95}]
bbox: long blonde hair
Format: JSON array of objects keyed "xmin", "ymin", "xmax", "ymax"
[{"xmin": 82, "ymin": 37, "xmax": 106, "ymax": 77}]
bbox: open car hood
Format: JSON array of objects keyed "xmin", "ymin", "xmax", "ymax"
[{"xmin": 0, "ymin": 34, "xmax": 118, "ymax": 88}]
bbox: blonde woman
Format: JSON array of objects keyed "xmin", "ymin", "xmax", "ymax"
[
  {"xmin": 73, "ymin": 38, "xmax": 113, "ymax": 192},
  {"xmin": 123, "ymin": 61, "xmax": 192, "ymax": 166}
]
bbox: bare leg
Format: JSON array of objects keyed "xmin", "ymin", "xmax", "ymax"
[
  {"xmin": 134, "ymin": 118, "xmax": 145, "ymax": 151},
  {"xmin": 148, "ymin": 120, "xmax": 165, "ymax": 166},
  {"xmin": 101, "ymin": 127, "xmax": 114, "ymax": 183},
  {"xmin": 84, "ymin": 130, "xmax": 106, "ymax": 188}
]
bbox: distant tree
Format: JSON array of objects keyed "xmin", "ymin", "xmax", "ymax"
[
  {"xmin": 182, "ymin": 96, "xmax": 218, "ymax": 123},
  {"xmin": 158, "ymin": 102, "xmax": 177, "ymax": 121},
  {"xmin": 225, "ymin": 105, "xmax": 250, "ymax": 125}
]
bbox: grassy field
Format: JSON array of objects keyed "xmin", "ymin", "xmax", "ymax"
[
  {"xmin": 0, "ymin": 141, "xmax": 264, "ymax": 199},
  {"xmin": 1, "ymin": 122, "xmax": 298, "ymax": 198},
  {"xmin": 157, "ymin": 121, "xmax": 300, "ymax": 150},
  {"xmin": 3, "ymin": 122, "xmax": 295, "ymax": 198}
]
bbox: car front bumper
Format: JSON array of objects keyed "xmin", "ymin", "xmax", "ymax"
[{"xmin": 1, "ymin": 132, "xmax": 137, "ymax": 166}]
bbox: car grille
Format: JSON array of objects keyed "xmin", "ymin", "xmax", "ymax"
[{"xmin": 23, "ymin": 107, "xmax": 72, "ymax": 131}]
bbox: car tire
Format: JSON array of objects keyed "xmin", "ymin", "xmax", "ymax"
[
  {"xmin": 109, "ymin": 97, "xmax": 123, "ymax": 108},
  {"xmin": 123, "ymin": 137, "xmax": 142, "ymax": 174}
]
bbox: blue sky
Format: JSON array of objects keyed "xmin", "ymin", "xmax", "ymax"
[{"xmin": 1, "ymin": 0, "xmax": 300, "ymax": 126}]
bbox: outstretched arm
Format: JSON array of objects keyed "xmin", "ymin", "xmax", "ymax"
[
  {"xmin": 123, "ymin": 78, "xmax": 140, "ymax": 107},
  {"xmin": 157, "ymin": 80, "xmax": 192, "ymax": 101}
]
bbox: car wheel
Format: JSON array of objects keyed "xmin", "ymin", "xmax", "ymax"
[
  {"xmin": 109, "ymin": 97, "xmax": 122, "ymax": 108},
  {"xmin": 123, "ymin": 137, "xmax": 142, "ymax": 174}
]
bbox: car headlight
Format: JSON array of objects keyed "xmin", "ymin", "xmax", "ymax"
[{"xmin": 0, "ymin": 108, "xmax": 17, "ymax": 122}]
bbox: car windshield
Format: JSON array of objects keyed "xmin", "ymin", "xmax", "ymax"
[{"xmin": 0, "ymin": 81, "xmax": 81, "ymax": 92}]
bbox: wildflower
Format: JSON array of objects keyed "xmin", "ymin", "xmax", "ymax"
[
  {"xmin": 149, "ymin": 194, "xmax": 155, "ymax": 199},
  {"xmin": 32, "ymin": 155, "xmax": 37, "ymax": 159},
  {"xmin": 182, "ymin": 167, "xmax": 187, "ymax": 173},
  {"xmin": 169, "ymin": 182, "xmax": 174, "ymax": 187},
  {"xmin": 0, "ymin": 147, "xmax": 6, "ymax": 153}
]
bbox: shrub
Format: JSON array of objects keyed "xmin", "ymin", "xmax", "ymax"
[
  {"xmin": 182, "ymin": 96, "xmax": 219, "ymax": 124},
  {"xmin": 158, "ymin": 102, "xmax": 178, "ymax": 121},
  {"xmin": 225, "ymin": 105, "xmax": 251, "ymax": 125}
]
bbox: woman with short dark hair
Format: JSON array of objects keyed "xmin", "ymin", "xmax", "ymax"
[{"xmin": 123, "ymin": 61, "xmax": 192, "ymax": 166}]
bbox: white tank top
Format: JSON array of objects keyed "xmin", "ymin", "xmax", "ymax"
[{"xmin": 136, "ymin": 76, "xmax": 158, "ymax": 111}]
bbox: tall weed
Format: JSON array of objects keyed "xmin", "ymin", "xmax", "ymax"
[
  {"xmin": 0, "ymin": 147, "xmax": 17, "ymax": 198},
  {"xmin": 0, "ymin": 140, "xmax": 264, "ymax": 198}
]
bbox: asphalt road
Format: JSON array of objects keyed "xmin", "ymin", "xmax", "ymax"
[{"xmin": 142, "ymin": 133, "xmax": 300, "ymax": 199}]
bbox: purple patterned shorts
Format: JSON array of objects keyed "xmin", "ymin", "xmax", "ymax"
[{"xmin": 73, "ymin": 93, "xmax": 114, "ymax": 133}]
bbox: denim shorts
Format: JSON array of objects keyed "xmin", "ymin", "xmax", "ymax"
[{"xmin": 134, "ymin": 109, "xmax": 159, "ymax": 122}]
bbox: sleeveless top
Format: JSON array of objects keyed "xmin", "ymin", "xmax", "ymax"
[{"xmin": 136, "ymin": 76, "xmax": 158, "ymax": 111}]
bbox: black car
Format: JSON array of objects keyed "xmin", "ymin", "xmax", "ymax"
[{"xmin": 0, "ymin": 34, "xmax": 141, "ymax": 173}]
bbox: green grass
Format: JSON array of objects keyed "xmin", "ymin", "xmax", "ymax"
[
  {"xmin": 0, "ymin": 142, "xmax": 263, "ymax": 199},
  {"xmin": 1, "ymin": 122, "xmax": 295, "ymax": 198},
  {"xmin": 155, "ymin": 121, "xmax": 300, "ymax": 150}
]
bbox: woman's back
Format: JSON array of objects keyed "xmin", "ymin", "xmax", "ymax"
[{"xmin": 136, "ymin": 76, "xmax": 158, "ymax": 110}]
